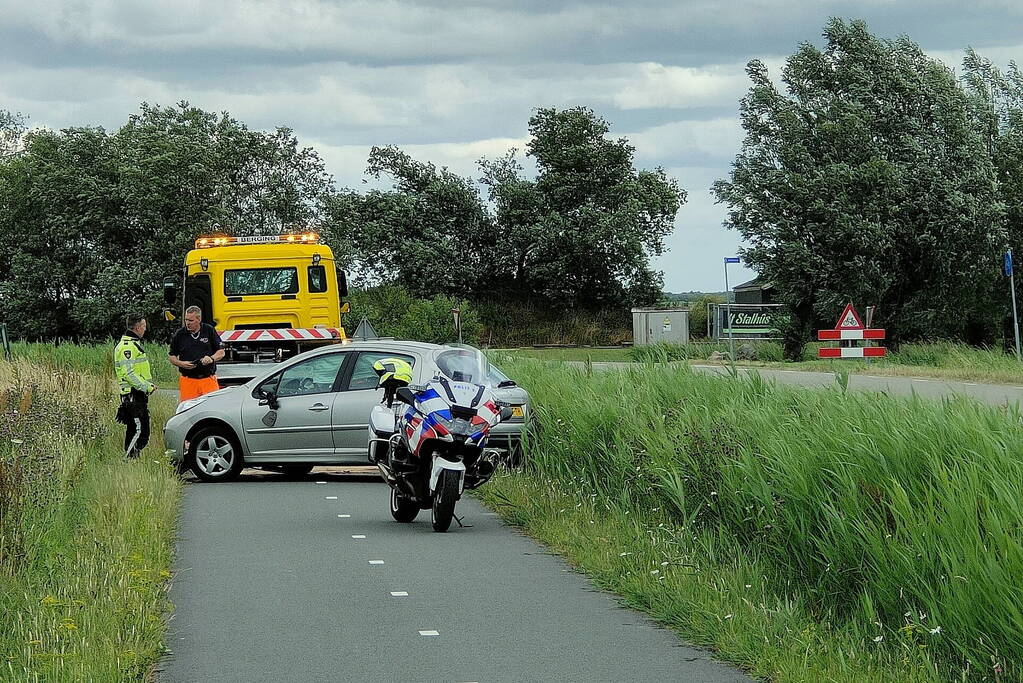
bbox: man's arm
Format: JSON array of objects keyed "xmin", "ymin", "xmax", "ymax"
[
  {"xmin": 169, "ymin": 355, "xmax": 196, "ymax": 369},
  {"xmin": 209, "ymin": 326, "xmax": 225, "ymax": 362}
]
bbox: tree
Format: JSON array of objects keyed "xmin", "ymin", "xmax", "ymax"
[
  {"xmin": 483, "ymin": 107, "xmax": 685, "ymax": 308},
  {"xmin": 713, "ymin": 19, "xmax": 1005, "ymax": 356},
  {"xmin": 0, "ymin": 110, "xmax": 27, "ymax": 159},
  {"xmin": 326, "ymin": 107, "xmax": 686, "ymax": 309},
  {"xmin": 962, "ymin": 50, "xmax": 1023, "ymax": 348},
  {"xmin": 0, "ymin": 102, "xmax": 334, "ymax": 340},
  {"xmin": 323, "ymin": 146, "xmax": 497, "ymax": 298}
]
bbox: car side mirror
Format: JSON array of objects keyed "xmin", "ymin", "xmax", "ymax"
[
  {"xmin": 336, "ymin": 268, "xmax": 349, "ymax": 298},
  {"xmin": 395, "ymin": 387, "xmax": 416, "ymax": 406},
  {"xmin": 258, "ymin": 388, "xmax": 280, "ymax": 410}
]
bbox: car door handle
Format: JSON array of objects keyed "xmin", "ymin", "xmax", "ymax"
[{"xmin": 308, "ymin": 403, "xmax": 329, "ymax": 412}]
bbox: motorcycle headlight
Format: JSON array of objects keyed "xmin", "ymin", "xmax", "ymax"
[{"xmin": 175, "ymin": 396, "xmax": 210, "ymax": 415}]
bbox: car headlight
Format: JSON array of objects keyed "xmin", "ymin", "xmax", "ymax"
[{"xmin": 175, "ymin": 396, "xmax": 210, "ymax": 415}]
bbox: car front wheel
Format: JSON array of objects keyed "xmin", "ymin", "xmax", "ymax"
[{"xmin": 188, "ymin": 427, "xmax": 244, "ymax": 482}]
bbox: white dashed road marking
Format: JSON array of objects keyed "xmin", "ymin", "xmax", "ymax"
[
  {"xmin": 390, "ymin": 591, "xmax": 409, "ymax": 597},
  {"xmin": 352, "ymin": 534, "xmax": 366, "ymax": 539},
  {"xmin": 325, "ymin": 496, "xmax": 338, "ymax": 500},
  {"xmin": 315, "ymin": 481, "xmax": 326, "ymax": 485},
  {"xmin": 369, "ymin": 560, "xmax": 385, "ymax": 565},
  {"xmin": 337, "ymin": 514, "xmax": 351, "ymax": 518},
  {"xmin": 418, "ymin": 630, "xmax": 439, "ymax": 636}
]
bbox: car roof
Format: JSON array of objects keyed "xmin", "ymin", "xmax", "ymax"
[{"xmin": 302, "ymin": 339, "xmax": 444, "ymax": 358}]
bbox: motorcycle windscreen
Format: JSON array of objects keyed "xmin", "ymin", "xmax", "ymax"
[{"xmin": 431, "ymin": 345, "xmax": 490, "ymax": 385}]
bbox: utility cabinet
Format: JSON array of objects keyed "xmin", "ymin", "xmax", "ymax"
[{"xmin": 632, "ymin": 308, "xmax": 689, "ymax": 346}]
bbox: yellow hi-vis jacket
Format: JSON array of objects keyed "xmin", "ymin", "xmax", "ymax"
[{"xmin": 114, "ymin": 334, "xmax": 155, "ymax": 395}]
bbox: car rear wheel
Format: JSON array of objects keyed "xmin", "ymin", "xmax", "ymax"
[
  {"xmin": 279, "ymin": 464, "xmax": 315, "ymax": 478},
  {"xmin": 188, "ymin": 427, "xmax": 244, "ymax": 482}
]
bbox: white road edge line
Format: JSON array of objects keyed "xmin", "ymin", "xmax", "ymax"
[
  {"xmin": 315, "ymin": 481, "xmax": 326, "ymax": 484},
  {"xmin": 418, "ymin": 630, "xmax": 439, "ymax": 636},
  {"xmin": 369, "ymin": 560, "xmax": 385, "ymax": 565},
  {"xmin": 390, "ymin": 591, "xmax": 409, "ymax": 597}
]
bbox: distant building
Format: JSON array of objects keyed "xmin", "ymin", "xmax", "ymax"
[{"xmin": 733, "ymin": 277, "xmax": 776, "ymax": 305}]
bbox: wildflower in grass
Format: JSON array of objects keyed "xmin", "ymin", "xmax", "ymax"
[
  {"xmin": 59, "ymin": 619, "xmax": 77, "ymax": 631},
  {"xmin": 929, "ymin": 626, "xmax": 942, "ymax": 635},
  {"xmin": 40, "ymin": 595, "xmax": 60, "ymax": 607},
  {"xmin": 873, "ymin": 635, "xmax": 883, "ymax": 643}
]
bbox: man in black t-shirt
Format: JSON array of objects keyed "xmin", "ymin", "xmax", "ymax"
[{"xmin": 169, "ymin": 306, "xmax": 226, "ymax": 401}]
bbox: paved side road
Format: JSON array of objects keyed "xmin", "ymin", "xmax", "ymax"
[
  {"xmin": 157, "ymin": 473, "xmax": 753, "ymax": 683},
  {"xmin": 583, "ymin": 362, "xmax": 1023, "ymax": 407}
]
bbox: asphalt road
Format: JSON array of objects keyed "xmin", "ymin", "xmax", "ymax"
[
  {"xmin": 157, "ymin": 470, "xmax": 753, "ymax": 683},
  {"xmin": 582, "ymin": 362, "xmax": 1023, "ymax": 407}
]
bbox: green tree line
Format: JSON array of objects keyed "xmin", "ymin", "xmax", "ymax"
[
  {"xmin": 0, "ymin": 102, "xmax": 684, "ymax": 341},
  {"xmin": 715, "ymin": 18, "xmax": 1023, "ymax": 357}
]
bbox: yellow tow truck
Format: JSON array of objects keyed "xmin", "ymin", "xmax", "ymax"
[{"xmin": 163, "ymin": 232, "xmax": 349, "ymax": 383}]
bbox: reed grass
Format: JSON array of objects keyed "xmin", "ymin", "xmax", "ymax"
[
  {"xmin": 479, "ymin": 358, "xmax": 1022, "ymax": 681},
  {"xmin": 0, "ymin": 358, "xmax": 181, "ymax": 681}
]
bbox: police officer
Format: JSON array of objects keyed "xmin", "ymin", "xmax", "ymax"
[
  {"xmin": 114, "ymin": 314, "xmax": 156, "ymax": 458},
  {"xmin": 372, "ymin": 357, "xmax": 414, "ymax": 407}
]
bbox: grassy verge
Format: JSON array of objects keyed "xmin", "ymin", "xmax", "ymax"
[
  {"xmin": 10, "ymin": 341, "xmax": 178, "ymax": 386},
  {"xmin": 504, "ymin": 341, "xmax": 1023, "ymax": 386},
  {"xmin": 0, "ymin": 358, "xmax": 181, "ymax": 680},
  {"xmin": 479, "ymin": 359, "xmax": 1022, "ymax": 681}
]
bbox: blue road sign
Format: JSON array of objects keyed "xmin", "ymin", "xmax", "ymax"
[
  {"xmin": 724, "ymin": 257, "xmax": 740, "ymax": 264},
  {"xmin": 1006, "ymin": 251, "xmax": 1014, "ymax": 277}
]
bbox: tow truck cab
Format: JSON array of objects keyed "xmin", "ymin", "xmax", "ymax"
[{"xmin": 163, "ymin": 232, "xmax": 349, "ymax": 384}]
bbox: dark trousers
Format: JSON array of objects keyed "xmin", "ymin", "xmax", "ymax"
[{"xmin": 119, "ymin": 390, "xmax": 151, "ymax": 456}]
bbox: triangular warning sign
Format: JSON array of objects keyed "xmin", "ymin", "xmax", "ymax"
[
  {"xmin": 352, "ymin": 317, "xmax": 379, "ymax": 340},
  {"xmin": 834, "ymin": 303, "xmax": 864, "ymax": 330}
]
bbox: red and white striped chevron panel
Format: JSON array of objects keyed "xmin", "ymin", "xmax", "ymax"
[
  {"xmin": 219, "ymin": 328, "xmax": 339, "ymax": 343},
  {"xmin": 818, "ymin": 346, "xmax": 886, "ymax": 358}
]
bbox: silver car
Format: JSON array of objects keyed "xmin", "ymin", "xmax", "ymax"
[{"xmin": 163, "ymin": 340, "xmax": 530, "ymax": 482}]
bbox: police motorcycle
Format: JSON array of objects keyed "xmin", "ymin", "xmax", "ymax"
[{"xmin": 367, "ymin": 346, "xmax": 514, "ymax": 532}]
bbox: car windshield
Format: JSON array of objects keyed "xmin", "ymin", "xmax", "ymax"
[{"xmin": 431, "ymin": 345, "xmax": 489, "ymax": 385}]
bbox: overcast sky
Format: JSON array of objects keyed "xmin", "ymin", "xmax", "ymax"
[{"xmin": 3, "ymin": 1, "xmax": 1022, "ymax": 291}]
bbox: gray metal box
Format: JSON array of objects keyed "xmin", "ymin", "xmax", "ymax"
[{"xmin": 632, "ymin": 308, "xmax": 690, "ymax": 346}]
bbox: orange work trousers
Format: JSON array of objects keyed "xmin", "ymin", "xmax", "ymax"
[{"xmin": 179, "ymin": 375, "xmax": 220, "ymax": 402}]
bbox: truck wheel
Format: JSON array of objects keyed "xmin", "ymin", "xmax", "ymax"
[
  {"xmin": 390, "ymin": 487, "xmax": 419, "ymax": 522},
  {"xmin": 187, "ymin": 427, "xmax": 244, "ymax": 482}
]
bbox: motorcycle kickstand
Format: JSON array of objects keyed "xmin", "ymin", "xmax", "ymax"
[{"xmin": 453, "ymin": 513, "xmax": 472, "ymax": 529}]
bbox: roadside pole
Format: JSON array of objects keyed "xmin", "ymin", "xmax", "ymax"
[
  {"xmin": 724, "ymin": 257, "xmax": 740, "ymax": 361},
  {"xmin": 1007, "ymin": 250, "xmax": 1021, "ymax": 358},
  {"xmin": 0, "ymin": 323, "xmax": 9, "ymax": 360}
]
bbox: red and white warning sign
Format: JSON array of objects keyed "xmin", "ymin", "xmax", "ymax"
[
  {"xmin": 817, "ymin": 304, "xmax": 886, "ymax": 358},
  {"xmin": 219, "ymin": 327, "xmax": 340, "ymax": 343}
]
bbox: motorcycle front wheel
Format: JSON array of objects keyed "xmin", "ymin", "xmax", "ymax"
[
  {"xmin": 390, "ymin": 487, "xmax": 419, "ymax": 523},
  {"xmin": 431, "ymin": 470, "xmax": 460, "ymax": 532}
]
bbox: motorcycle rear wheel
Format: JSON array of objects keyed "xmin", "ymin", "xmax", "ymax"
[
  {"xmin": 431, "ymin": 470, "xmax": 460, "ymax": 532},
  {"xmin": 390, "ymin": 487, "xmax": 419, "ymax": 523}
]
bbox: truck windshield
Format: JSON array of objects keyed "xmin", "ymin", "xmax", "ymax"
[{"xmin": 224, "ymin": 268, "xmax": 299, "ymax": 296}]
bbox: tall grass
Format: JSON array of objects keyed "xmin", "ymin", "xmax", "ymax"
[
  {"xmin": 481, "ymin": 359, "xmax": 1023, "ymax": 680},
  {"xmin": 10, "ymin": 341, "xmax": 178, "ymax": 385},
  {"xmin": 0, "ymin": 358, "xmax": 181, "ymax": 680}
]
